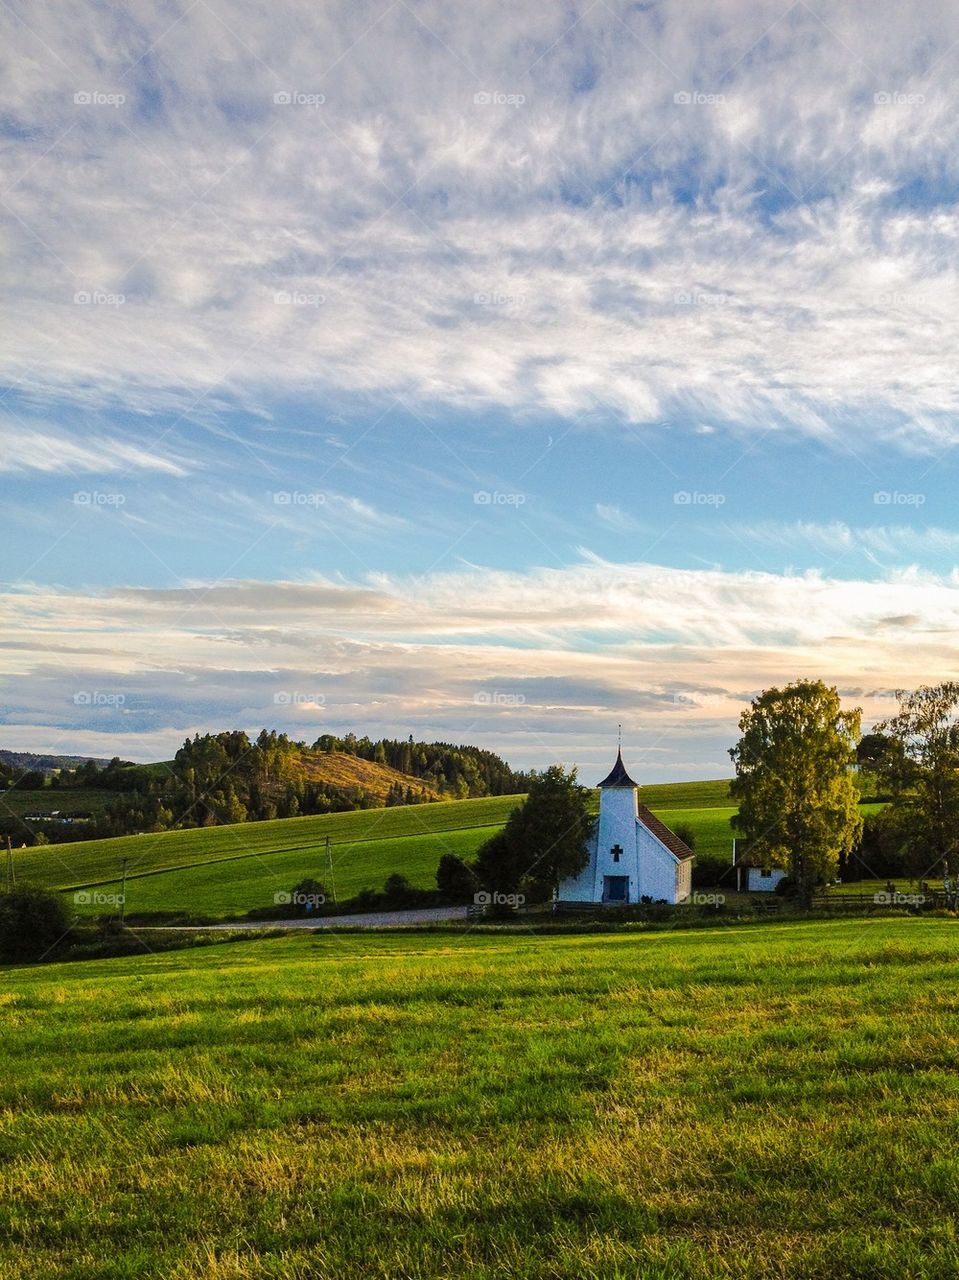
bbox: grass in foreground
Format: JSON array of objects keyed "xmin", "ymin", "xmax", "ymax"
[{"xmin": 1, "ymin": 917, "xmax": 958, "ymax": 1278}]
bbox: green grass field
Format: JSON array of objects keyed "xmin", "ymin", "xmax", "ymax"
[
  {"xmin": 14, "ymin": 781, "xmax": 738, "ymax": 921},
  {"xmin": 1, "ymin": 918, "xmax": 958, "ymax": 1278}
]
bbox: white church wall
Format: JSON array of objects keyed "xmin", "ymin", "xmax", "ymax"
[
  {"xmin": 556, "ymin": 832, "xmax": 599, "ymax": 901},
  {"xmin": 676, "ymin": 856, "xmax": 692, "ymax": 902},
  {"xmin": 636, "ymin": 824, "xmax": 681, "ymax": 903},
  {"xmin": 594, "ymin": 788, "xmax": 639, "ymax": 864}
]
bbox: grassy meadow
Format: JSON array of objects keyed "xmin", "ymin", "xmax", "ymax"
[
  {"xmin": 1, "ymin": 918, "xmax": 958, "ymax": 1278},
  {"xmin": 14, "ymin": 781, "xmax": 740, "ymax": 922}
]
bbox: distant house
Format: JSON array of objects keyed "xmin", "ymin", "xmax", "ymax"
[
  {"xmin": 732, "ymin": 841, "xmax": 787, "ymax": 893},
  {"xmin": 556, "ymin": 748, "xmax": 694, "ymax": 906}
]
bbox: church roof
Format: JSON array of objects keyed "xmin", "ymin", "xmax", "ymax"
[
  {"xmin": 637, "ymin": 805, "xmax": 695, "ymax": 861},
  {"xmin": 597, "ymin": 748, "xmax": 638, "ymax": 788}
]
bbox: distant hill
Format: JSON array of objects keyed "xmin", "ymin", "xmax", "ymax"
[
  {"xmin": 0, "ymin": 750, "xmax": 113, "ymax": 773},
  {"xmin": 0, "ymin": 729, "xmax": 533, "ymax": 849}
]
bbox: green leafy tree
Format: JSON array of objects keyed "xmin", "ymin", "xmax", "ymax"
[
  {"xmin": 0, "ymin": 886, "xmax": 71, "ymax": 962},
  {"xmin": 436, "ymin": 852, "xmax": 479, "ymax": 902},
  {"xmin": 875, "ymin": 683, "xmax": 959, "ymax": 880},
  {"xmin": 729, "ymin": 680, "xmax": 862, "ymax": 907},
  {"xmin": 288, "ymin": 877, "xmax": 326, "ymax": 916},
  {"xmin": 382, "ymin": 873, "xmax": 414, "ymax": 907},
  {"xmin": 474, "ymin": 765, "xmax": 593, "ymax": 903}
]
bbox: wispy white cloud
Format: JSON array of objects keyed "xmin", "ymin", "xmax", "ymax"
[
  {"xmin": 0, "ymin": 419, "xmax": 189, "ymax": 476},
  {"xmin": 595, "ymin": 503, "xmax": 640, "ymax": 533},
  {"xmin": 2, "ymin": 2, "xmax": 959, "ymax": 446},
  {"xmin": 731, "ymin": 520, "xmax": 959, "ymax": 559}
]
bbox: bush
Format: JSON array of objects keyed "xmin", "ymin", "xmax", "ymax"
[
  {"xmin": 0, "ymin": 886, "xmax": 71, "ymax": 963},
  {"xmin": 382, "ymin": 873, "xmax": 414, "ymax": 907},
  {"xmin": 774, "ymin": 875, "xmax": 796, "ymax": 898},
  {"xmin": 288, "ymin": 877, "xmax": 326, "ymax": 917},
  {"xmin": 673, "ymin": 823, "xmax": 697, "ymax": 851},
  {"xmin": 436, "ymin": 853, "xmax": 478, "ymax": 902},
  {"xmin": 692, "ymin": 854, "xmax": 731, "ymax": 889}
]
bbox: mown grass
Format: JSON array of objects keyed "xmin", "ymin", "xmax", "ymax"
[
  {"xmin": 1, "ymin": 918, "xmax": 958, "ymax": 1278},
  {"xmin": 15, "ymin": 795, "xmax": 521, "ymax": 891},
  {"xmin": 72, "ymin": 827, "xmax": 493, "ymax": 919}
]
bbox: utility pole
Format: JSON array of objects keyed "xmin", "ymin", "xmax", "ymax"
[
  {"xmin": 119, "ymin": 858, "xmax": 128, "ymax": 926},
  {"xmin": 5, "ymin": 836, "xmax": 13, "ymax": 890},
  {"xmin": 325, "ymin": 836, "xmax": 337, "ymax": 905}
]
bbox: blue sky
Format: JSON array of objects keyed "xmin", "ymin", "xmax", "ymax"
[{"xmin": 3, "ymin": 0, "xmax": 959, "ymax": 779}]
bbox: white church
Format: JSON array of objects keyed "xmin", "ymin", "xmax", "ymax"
[{"xmin": 556, "ymin": 748, "xmax": 694, "ymax": 906}]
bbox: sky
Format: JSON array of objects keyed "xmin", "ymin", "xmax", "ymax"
[{"xmin": 2, "ymin": 0, "xmax": 959, "ymax": 781}]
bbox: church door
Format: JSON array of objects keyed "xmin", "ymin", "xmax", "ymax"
[{"xmin": 602, "ymin": 875, "xmax": 629, "ymax": 903}]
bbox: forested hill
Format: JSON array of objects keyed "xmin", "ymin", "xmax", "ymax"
[{"xmin": 1, "ymin": 730, "xmax": 534, "ymax": 847}]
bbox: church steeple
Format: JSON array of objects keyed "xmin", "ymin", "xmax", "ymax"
[{"xmin": 597, "ymin": 746, "xmax": 638, "ymax": 789}]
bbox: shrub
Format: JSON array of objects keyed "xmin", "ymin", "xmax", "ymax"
[
  {"xmin": 673, "ymin": 823, "xmax": 697, "ymax": 851},
  {"xmin": 382, "ymin": 873, "xmax": 414, "ymax": 907},
  {"xmin": 0, "ymin": 886, "xmax": 71, "ymax": 963},
  {"xmin": 774, "ymin": 875, "xmax": 796, "ymax": 898},
  {"xmin": 288, "ymin": 877, "xmax": 326, "ymax": 916},
  {"xmin": 692, "ymin": 854, "xmax": 731, "ymax": 889},
  {"xmin": 436, "ymin": 853, "xmax": 478, "ymax": 902}
]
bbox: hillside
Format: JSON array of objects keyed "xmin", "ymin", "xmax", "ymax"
[
  {"xmin": 10, "ymin": 780, "xmax": 736, "ymax": 921},
  {"xmin": 0, "ymin": 749, "xmax": 111, "ymax": 772},
  {"xmin": 294, "ymin": 750, "xmax": 441, "ymax": 802}
]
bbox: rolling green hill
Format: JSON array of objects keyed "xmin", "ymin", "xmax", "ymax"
[{"xmin": 12, "ymin": 780, "xmax": 735, "ymax": 920}]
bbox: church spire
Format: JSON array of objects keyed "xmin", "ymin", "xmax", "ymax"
[{"xmin": 597, "ymin": 743, "xmax": 638, "ymax": 789}]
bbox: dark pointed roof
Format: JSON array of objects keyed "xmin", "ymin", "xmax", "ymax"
[{"xmin": 597, "ymin": 748, "xmax": 638, "ymax": 789}]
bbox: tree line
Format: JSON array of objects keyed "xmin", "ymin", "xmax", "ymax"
[
  {"xmin": 724, "ymin": 679, "xmax": 959, "ymax": 906},
  {"xmin": 1, "ymin": 730, "xmax": 533, "ymax": 846}
]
